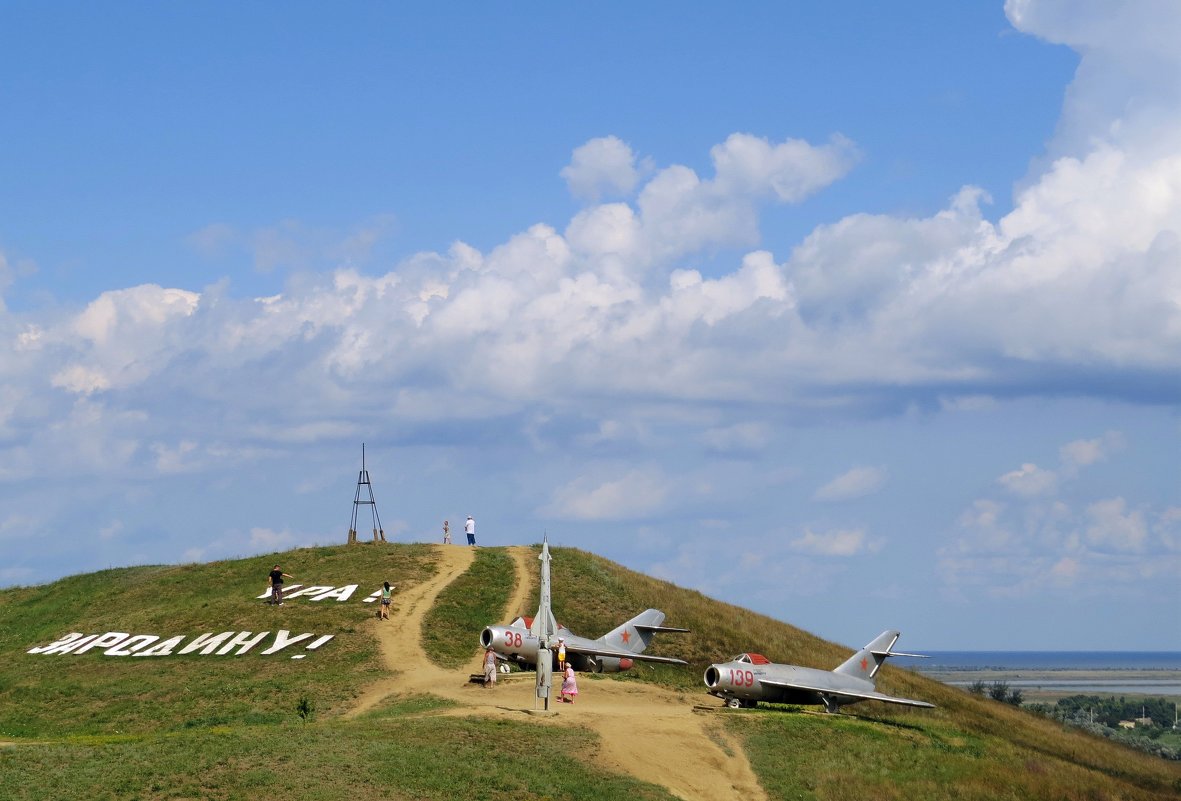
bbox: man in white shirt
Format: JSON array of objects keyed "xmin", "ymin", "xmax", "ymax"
[{"xmin": 465, "ymin": 515, "xmax": 476, "ymax": 546}]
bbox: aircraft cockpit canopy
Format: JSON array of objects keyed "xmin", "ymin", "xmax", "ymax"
[{"xmin": 732, "ymin": 653, "xmax": 772, "ymax": 665}]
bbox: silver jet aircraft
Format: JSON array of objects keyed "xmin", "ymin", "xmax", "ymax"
[
  {"xmin": 704, "ymin": 629, "xmax": 935, "ymax": 713},
  {"xmin": 481, "ymin": 609, "xmax": 688, "ymax": 673}
]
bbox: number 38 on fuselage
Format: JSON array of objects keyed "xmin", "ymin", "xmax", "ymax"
[{"xmin": 480, "ymin": 609, "xmax": 688, "ymax": 674}]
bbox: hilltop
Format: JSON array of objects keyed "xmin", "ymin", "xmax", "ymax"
[{"xmin": 1, "ymin": 543, "xmax": 1178, "ymax": 800}]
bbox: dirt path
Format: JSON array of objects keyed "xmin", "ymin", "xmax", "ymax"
[
  {"xmin": 344, "ymin": 543, "xmax": 479, "ymax": 718},
  {"xmin": 500, "ymin": 545, "xmax": 535, "ymax": 623},
  {"xmin": 345, "ymin": 544, "xmax": 766, "ymax": 801}
]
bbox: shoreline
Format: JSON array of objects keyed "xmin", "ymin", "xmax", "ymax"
[{"xmin": 912, "ymin": 667, "xmax": 1181, "ymax": 701}]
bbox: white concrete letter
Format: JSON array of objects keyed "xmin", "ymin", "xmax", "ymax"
[
  {"xmin": 257, "ymin": 584, "xmax": 303, "ymax": 599},
  {"xmin": 74, "ymin": 632, "xmax": 130, "ymax": 654},
  {"xmin": 179, "ymin": 631, "xmax": 236, "ymax": 655},
  {"xmin": 216, "ymin": 631, "xmax": 270, "ymax": 655},
  {"xmin": 28, "ymin": 632, "xmax": 84, "ymax": 654},
  {"xmin": 134, "ymin": 635, "xmax": 186, "ymax": 656},
  {"xmin": 260, "ymin": 629, "xmax": 314, "ymax": 655},
  {"xmin": 106, "ymin": 635, "xmax": 161, "ymax": 656},
  {"xmin": 311, "ymin": 585, "xmax": 357, "ymax": 602},
  {"xmin": 282, "ymin": 586, "xmax": 331, "ymax": 600},
  {"xmin": 43, "ymin": 634, "xmax": 102, "ymax": 655}
]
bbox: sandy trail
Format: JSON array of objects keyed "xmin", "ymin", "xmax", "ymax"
[
  {"xmin": 345, "ymin": 543, "xmax": 479, "ymax": 717},
  {"xmin": 345, "ymin": 544, "xmax": 766, "ymax": 801}
]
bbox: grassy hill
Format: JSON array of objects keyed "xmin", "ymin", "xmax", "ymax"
[
  {"xmin": 538, "ymin": 547, "xmax": 1181, "ymax": 799},
  {"xmin": 1, "ymin": 543, "xmax": 1178, "ymax": 800},
  {"xmin": 0, "ymin": 544, "xmax": 437, "ymax": 737}
]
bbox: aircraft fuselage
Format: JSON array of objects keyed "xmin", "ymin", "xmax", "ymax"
[
  {"xmin": 480, "ymin": 624, "xmax": 633, "ymax": 673},
  {"xmin": 705, "ymin": 661, "xmax": 875, "ymax": 708}
]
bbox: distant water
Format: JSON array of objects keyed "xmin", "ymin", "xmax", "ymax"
[
  {"xmin": 894, "ymin": 651, "xmax": 1181, "ymax": 696},
  {"xmin": 900, "ymin": 651, "xmax": 1181, "ymax": 671}
]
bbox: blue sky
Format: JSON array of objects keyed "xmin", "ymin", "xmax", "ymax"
[{"xmin": 1, "ymin": 1, "xmax": 1178, "ymax": 650}]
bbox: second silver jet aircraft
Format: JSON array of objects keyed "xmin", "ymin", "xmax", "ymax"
[{"xmin": 705, "ymin": 629, "xmax": 935, "ymax": 713}]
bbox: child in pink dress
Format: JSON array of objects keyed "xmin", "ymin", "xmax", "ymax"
[{"xmin": 560, "ymin": 664, "xmax": 578, "ymax": 703}]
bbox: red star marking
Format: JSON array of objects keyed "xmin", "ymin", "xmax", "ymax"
[
  {"xmin": 620, "ymin": 629, "xmax": 631, "ymax": 644},
  {"xmin": 860, "ymin": 657, "xmax": 868, "ymax": 672}
]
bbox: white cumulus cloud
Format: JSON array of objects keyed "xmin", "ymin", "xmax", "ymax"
[
  {"xmin": 813, "ymin": 466, "xmax": 887, "ymax": 502},
  {"xmin": 1060, "ymin": 431, "xmax": 1124, "ymax": 472},
  {"xmin": 710, "ymin": 132, "xmax": 859, "ymax": 203},
  {"xmin": 788, "ymin": 527, "xmax": 881, "ymax": 557},
  {"xmin": 539, "ymin": 467, "xmax": 670, "ymax": 521},
  {"xmin": 997, "ymin": 463, "xmax": 1058, "ymax": 497},
  {"xmin": 1084, "ymin": 497, "xmax": 1147, "ymax": 553},
  {"xmin": 561, "ymin": 135, "xmax": 643, "ymax": 201}
]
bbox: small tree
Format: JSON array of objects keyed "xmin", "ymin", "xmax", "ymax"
[
  {"xmin": 968, "ymin": 680, "xmax": 988, "ymax": 696},
  {"xmin": 988, "ymin": 681, "xmax": 1011, "ymax": 702},
  {"xmin": 296, "ymin": 695, "xmax": 314, "ymax": 722}
]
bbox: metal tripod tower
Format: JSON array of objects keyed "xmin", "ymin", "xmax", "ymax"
[{"xmin": 347, "ymin": 443, "xmax": 385, "ymax": 544}]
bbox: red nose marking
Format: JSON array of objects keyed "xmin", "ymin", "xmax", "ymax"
[{"xmin": 619, "ymin": 658, "xmax": 633, "ymax": 670}]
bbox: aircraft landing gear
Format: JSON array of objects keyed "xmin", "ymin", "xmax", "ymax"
[
  {"xmin": 820, "ymin": 695, "xmax": 840, "ymax": 714},
  {"xmin": 725, "ymin": 698, "xmax": 757, "ymax": 709}
]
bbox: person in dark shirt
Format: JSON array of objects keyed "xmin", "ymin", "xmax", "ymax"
[{"xmin": 269, "ymin": 565, "xmax": 293, "ymax": 605}]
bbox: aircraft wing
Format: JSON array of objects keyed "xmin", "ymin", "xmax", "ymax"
[
  {"xmin": 565, "ymin": 642, "xmax": 687, "ymax": 665},
  {"xmin": 758, "ymin": 677, "xmax": 935, "ymax": 708}
]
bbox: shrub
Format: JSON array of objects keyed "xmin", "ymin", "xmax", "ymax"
[{"xmin": 988, "ymin": 681, "xmax": 1010, "ymax": 702}]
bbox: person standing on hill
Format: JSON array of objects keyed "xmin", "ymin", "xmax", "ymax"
[
  {"xmin": 560, "ymin": 664, "xmax": 578, "ymax": 703},
  {"xmin": 465, "ymin": 515, "xmax": 476, "ymax": 546},
  {"xmin": 483, "ymin": 646, "xmax": 498, "ymax": 687},
  {"xmin": 443, "ymin": 520, "xmax": 451, "ymax": 545},
  {"xmin": 269, "ymin": 564, "xmax": 293, "ymax": 606},
  {"xmin": 379, "ymin": 581, "xmax": 393, "ymax": 620}
]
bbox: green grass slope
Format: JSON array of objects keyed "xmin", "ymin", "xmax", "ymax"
[
  {"xmin": 0, "ymin": 544, "xmax": 676, "ymax": 800},
  {"xmin": 0, "ymin": 544, "xmax": 447, "ymax": 737},
  {"xmin": 533, "ymin": 546, "xmax": 1181, "ymax": 799},
  {"xmin": 422, "ymin": 547, "xmax": 515, "ymax": 669},
  {"xmin": 0, "ymin": 718, "xmax": 676, "ymax": 801},
  {"xmin": 1, "ymin": 543, "xmax": 1178, "ymax": 801}
]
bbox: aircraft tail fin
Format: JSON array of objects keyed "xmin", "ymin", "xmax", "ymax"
[
  {"xmin": 833, "ymin": 630, "xmax": 915, "ymax": 683},
  {"xmin": 601, "ymin": 608, "xmax": 667, "ymax": 654},
  {"xmin": 636, "ymin": 624, "xmax": 690, "ymax": 634}
]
